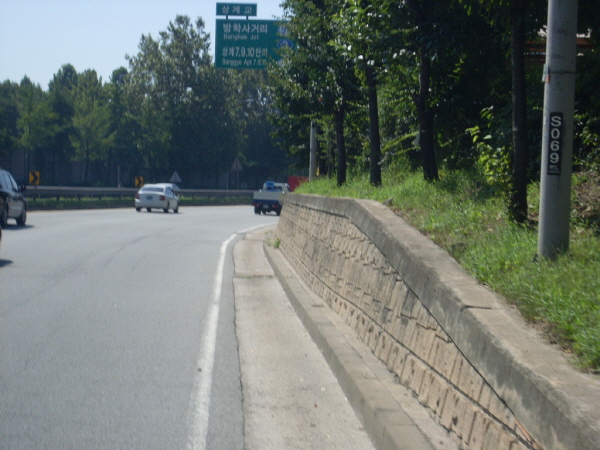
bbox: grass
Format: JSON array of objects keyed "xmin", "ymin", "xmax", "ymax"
[{"xmin": 296, "ymin": 167, "xmax": 600, "ymax": 372}]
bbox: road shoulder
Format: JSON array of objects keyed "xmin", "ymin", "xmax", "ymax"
[
  {"xmin": 233, "ymin": 228, "xmax": 377, "ymax": 450},
  {"xmin": 261, "ymin": 227, "xmax": 459, "ymax": 450}
]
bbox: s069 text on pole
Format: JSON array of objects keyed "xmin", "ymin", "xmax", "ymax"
[{"xmin": 547, "ymin": 112, "xmax": 563, "ymax": 176}]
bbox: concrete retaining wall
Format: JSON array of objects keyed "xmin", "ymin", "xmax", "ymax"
[{"xmin": 275, "ymin": 193, "xmax": 600, "ymax": 450}]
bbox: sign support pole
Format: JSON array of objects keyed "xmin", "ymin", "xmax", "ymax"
[{"xmin": 537, "ymin": 0, "xmax": 578, "ymax": 260}]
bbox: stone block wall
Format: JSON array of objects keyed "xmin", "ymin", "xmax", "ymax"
[{"xmin": 275, "ymin": 194, "xmax": 600, "ymax": 450}]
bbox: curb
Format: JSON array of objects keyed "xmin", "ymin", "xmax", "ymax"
[{"xmin": 264, "ymin": 240, "xmax": 445, "ymax": 450}]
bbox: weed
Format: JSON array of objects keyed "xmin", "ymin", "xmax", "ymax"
[{"xmin": 297, "ymin": 168, "xmax": 600, "ymax": 372}]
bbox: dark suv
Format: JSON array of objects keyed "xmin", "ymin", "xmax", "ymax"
[{"xmin": 0, "ymin": 169, "xmax": 27, "ymax": 227}]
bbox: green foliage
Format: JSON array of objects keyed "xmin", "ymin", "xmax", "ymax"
[
  {"xmin": 125, "ymin": 15, "xmax": 236, "ymax": 182},
  {"xmin": 297, "ymin": 168, "xmax": 600, "ymax": 371},
  {"xmin": 575, "ymin": 47, "xmax": 600, "ymax": 169},
  {"xmin": 70, "ymin": 70, "xmax": 114, "ymax": 184},
  {"xmin": 272, "ymin": 0, "xmax": 600, "ymax": 220},
  {"xmin": 17, "ymin": 78, "xmax": 59, "ymax": 154},
  {"xmin": 2, "ymin": 0, "xmax": 600, "ymax": 197},
  {"xmin": 0, "ymin": 15, "xmax": 286, "ymax": 188},
  {"xmin": 475, "ymin": 141, "xmax": 512, "ymax": 195},
  {"xmin": 462, "ymin": 219, "xmax": 600, "ymax": 370},
  {"xmin": 0, "ymin": 81, "xmax": 19, "ymax": 156},
  {"xmin": 466, "ymin": 107, "xmax": 512, "ymax": 195},
  {"xmin": 272, "ymin": 0, "xmax": 365, "ymax": 185}
]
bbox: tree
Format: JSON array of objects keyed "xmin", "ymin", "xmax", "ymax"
[
  {"xmin": 377, "ymin": 1, "xmax": 522, "ymax": 186},
  {"xmin": 268, "ymin": 48, "xmax": 317, "ymax": 171},
  {"xmin": 275, "ymin": 0, "xmax": 362, "ymax": 186},
  {"xmin": 107, "ymin": 67, "xmax": 142, "ymax": 185},
  {"xmin": 17, "ymin": 77, "xmax": 58, "ymax": 178},
  {"xmin": 70, "ymin": 70, "xmax": 113, "ymax": 184},
  {"xmin": 509, "ymin": 0, "xmax": 529, "ymax": 223},
  {"xmin": 126, "ymin": 15, "xmax": 245, "ymax": 186},
  {"xmin": 0, "ymin": 81, "xmax": 19, "ymax": 158},
  {"xmin": 572, "ymin": 2, "xmax": 600, "ymax": 170},
  {"xmin": 230, "ymin": 71, "xmax": 289, "ymax": 188},
  {"xmin": 338, "ymin": 0, "xmax": 499, "ymax": 182},
  {"xmin": 47, "ymin": 64, "xmax": 78, "ymax": 183},
  {"xmin": 459, "ymin": 0, "xmax": 547, "ymax": 222},
  {"xmin": 404, "ymin": 0, "xmax": 440, "ymax": 181},
  {"xmin": 336, "ymin": 0, "xmax": 398, "ymax": 186}
]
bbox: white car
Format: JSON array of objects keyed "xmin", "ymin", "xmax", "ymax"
[
  {"xmin": 155, "ymin": 182, "xmax": 180, "ymax": 193},
  {"xmin": 135, "ymin": 184, "xmax": 179, "ymax": 213}
]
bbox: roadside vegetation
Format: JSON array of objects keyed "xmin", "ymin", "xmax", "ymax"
[
  {"xmin": 26, "ymin": 195, "xmax": 251, "ymax": 211},
  {"xmin": 270, "ymin": 0, "xmax": 600, "ymax": 373},
  {"xmin": 296, "ymin": 165, "xmax": 600, "ymax": 373},
  {"xmin": 0, "ymin": 16, "xmax": 291, "ymax": 189}
]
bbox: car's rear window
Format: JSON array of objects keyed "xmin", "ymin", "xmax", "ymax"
[{"xmin": 140, "ymin": 187, "xmax": 163, "ymax": 193}]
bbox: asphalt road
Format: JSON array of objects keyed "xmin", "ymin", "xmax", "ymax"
[{"xmin": 0, "ymin": 206, "xmax": 278, "ymax": 450}]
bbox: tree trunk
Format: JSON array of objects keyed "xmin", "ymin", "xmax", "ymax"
[
  {"xmin": 366, "ymin": 66, "xmax": 382, "ymax": 187},
  {"xmin": 408, "ymin": 0, "xmax": 439, "ymax": 182},
  {"xmin": 326, "ymin": 143, "xmax": 335, "ymax": 178},
  {"xmin": 416, "ymin": 49, "xmax": 439, "ymax": 181},
  {"xmin": 510, "ymin": 0, "xmax": 529, "ymax": 224},
  {"xmin": 333, "ymin": 107, "xmax": 346, "ymax": 187},
  {"xmin": 313, "ymin": 124, "xmax": 328, "ymax": 177}
]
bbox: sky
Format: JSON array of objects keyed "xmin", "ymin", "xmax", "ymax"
[{"xmin": 0, "ymin": 0, "xmax": 284, "ymax": 90}]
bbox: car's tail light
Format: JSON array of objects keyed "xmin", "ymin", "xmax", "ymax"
[
  {"xmin": 159, "ymin": 195, "xmax": 166, "ymax": 201},
  {"xmin": 135, "ymin": 193, "xmax": 140, "ymax": 199}
]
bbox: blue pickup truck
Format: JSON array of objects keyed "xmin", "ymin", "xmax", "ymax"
[{"xmin": 252, "ymin": 181, "xmax": 291, "ymax": 216}]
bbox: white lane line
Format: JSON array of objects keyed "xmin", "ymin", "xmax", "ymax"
[
  {"xmin": 238, "ymin": 223, "xmax": 276, "ymax": 234},
  {"xmin": 187, "ymin": 233, "xmax": 236, "ymax": 450}
]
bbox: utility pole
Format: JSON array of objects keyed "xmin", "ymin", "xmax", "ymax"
[
  {"xmin": 538, "ymin": 0, "xmax": 578, "ymax": 260},
  {"xmin": 309, "ymin": 121, "xmax": 318, "ymax": 181}
]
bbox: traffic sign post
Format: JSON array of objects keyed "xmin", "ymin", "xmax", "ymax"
[
  {"xmin": 170, "ymin": 171, "xmax": 182, "ymax": 184},
  {"xmin": 231, "ymin": 157, "xmax": 242, "ymax": 189},
  {"xmin": 537, "ymin": 0, "xmax": 578, "ymax": 260},
  {"xmin": 29, "ymin": 171, "xmax": 40, "ymax": 186}
]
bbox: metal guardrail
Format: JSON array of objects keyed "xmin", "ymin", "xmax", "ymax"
[{"xmin": 24, "ymin": 186, "xmax": 254, "ymax": 200}]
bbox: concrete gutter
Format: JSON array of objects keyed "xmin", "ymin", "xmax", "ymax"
[{"xmin": 264, "ymin": 239, "xmax": 458, "ymax": 450}]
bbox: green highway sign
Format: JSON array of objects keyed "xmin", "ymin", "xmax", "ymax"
[
  {"xmin": 216, "ymin": 3, "xmax": 257, "ymax": 17},
  {"xmin": 215, "ymin": 19, "xmax": 293, "ymax": 69}
]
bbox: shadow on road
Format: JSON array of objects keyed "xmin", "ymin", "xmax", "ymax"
[{"xmin": 1, "ymin": 224, "xmax": 34, "ymax": 231}]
